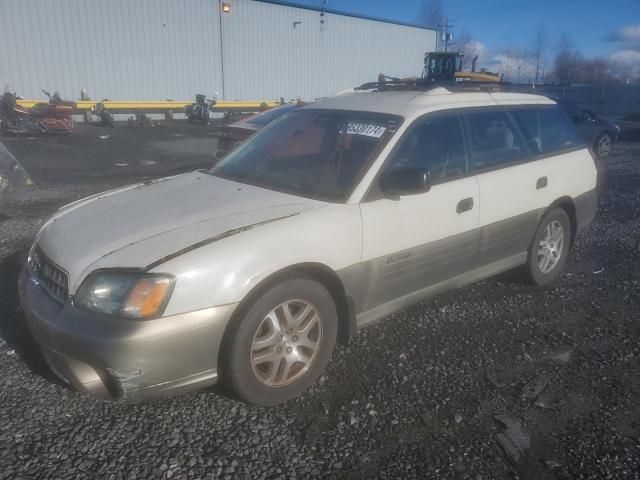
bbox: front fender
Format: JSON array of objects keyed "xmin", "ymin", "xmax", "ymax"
[{"xmin": 153, "ymin": 204, "xmax": 362, "ymax": 316}]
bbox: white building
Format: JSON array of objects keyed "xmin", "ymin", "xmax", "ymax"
[{"xmin": 0, "ymin": 0, "xmax": 436, "ymax": 101}]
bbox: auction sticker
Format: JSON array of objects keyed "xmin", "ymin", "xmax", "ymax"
[{"xmin": 342, "ymin": 122, "xmax": 387, "ymax": 138}]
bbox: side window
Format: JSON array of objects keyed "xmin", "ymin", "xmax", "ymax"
[
  {"xmin": 512, "ymin": 107, "xmax": 584, "ymax": 155},
  {"xmin": 558, "ymin": 102, "xmax": 582, "ymax": 123},
  {"xmin": 465, "ymin": 110, "xmax": 528, "ymax": 171},
  {"xmin": 386, "ymin": 114, "xmax": 467, "ymax": 184}
]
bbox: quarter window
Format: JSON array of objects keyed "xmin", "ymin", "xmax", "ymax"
[
  {"xmin": 511, "ymin": 107, "xmax": 584, "ymax": 155},
  {"xmin": 386, "ymin": 114, "xmax": 467, "ymax": 184},
  {"xmin": 465, "ymin": 110, "xmax": 528, "ymax": 171}
]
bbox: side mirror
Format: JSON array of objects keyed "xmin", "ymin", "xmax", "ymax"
[{"xmin": 380, "ymin": 168, "xmax": 431, "ymax": 197}]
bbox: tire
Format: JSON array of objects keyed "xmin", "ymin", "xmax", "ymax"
[
  {"xmin": 595, "ymin": 132, "xmax": 613, "ymax": 159},
  {"xmin": 222, "ymin": 275, "xmax": 338, "ymax": 406},
  {"xmin": 525, "ymin": 208, "xmax": 571, "ymax": 285}
]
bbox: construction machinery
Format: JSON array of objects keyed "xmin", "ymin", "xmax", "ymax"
[{"xmin": 422, "ymin": 52, "xmax": 501, "ymax": 83}]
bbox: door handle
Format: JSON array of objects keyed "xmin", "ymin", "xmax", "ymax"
[
  {"xmin": 536, "ymin": 176, "xmax": 548, "ymax": 189},
  {"xmin": 457, "ymin": 197, "xmax": 474, "ymax": 213}
]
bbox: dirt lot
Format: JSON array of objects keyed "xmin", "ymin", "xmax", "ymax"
[{"xmin": 1, "ymin": 124, "xmax": 639, "ymax": 479}]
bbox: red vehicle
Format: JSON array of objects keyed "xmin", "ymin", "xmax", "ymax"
[
  {"xmin": 214, "ymin": 102, "xmax": 305, "ymax": 160},
  {"xmin": 0, "ymin": 90, "xmax": 74, "ymax": 135}
]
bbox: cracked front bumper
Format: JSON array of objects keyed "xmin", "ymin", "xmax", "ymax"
[{"xmin": 18, "ymin": 269, "xmax": 237, "ymax": 402}]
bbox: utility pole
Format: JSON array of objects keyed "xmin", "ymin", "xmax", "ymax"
[{"xmin": 440, "ymin": 17, "xmax": 454, "ymax": 52}]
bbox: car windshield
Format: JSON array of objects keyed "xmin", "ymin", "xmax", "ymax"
[
  {"xmin": 248, "ymin": 104, "xmax": 299, "ymax": 127},
  {"xmin": 209, "ymin": 109, "xmax": 400, "ymax": 202}
]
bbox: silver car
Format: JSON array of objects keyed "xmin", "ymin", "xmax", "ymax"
[{"xmin": 20, "ymin": 88, "xmax": 597, "ymax": 405}]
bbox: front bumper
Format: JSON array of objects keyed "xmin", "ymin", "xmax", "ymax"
[{"xmin": 19, "ymin": 269, "xmax": 237, "ymax": 402}]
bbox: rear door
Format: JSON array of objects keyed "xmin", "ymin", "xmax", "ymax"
[
  {"xmin": 358, "ymin": 112, "xmax": 480, "ymax": 312},
  {"xmin": 463, "ymin": 108, "xmax": 551, "ymax": 267}
]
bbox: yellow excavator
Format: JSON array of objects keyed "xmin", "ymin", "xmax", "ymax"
[{"xmin": 423, "ymin": 51, "xmax": 501, "ymax": 83}]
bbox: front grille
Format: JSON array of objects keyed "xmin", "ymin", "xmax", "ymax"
[{"xmin": 29, "ymin": 247, "xmax": 69, "ymax": 303}]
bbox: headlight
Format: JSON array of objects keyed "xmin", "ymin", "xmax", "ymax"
[{"xmin": 74, "ymin": 271, "xmax": 174, "ymax": 319}]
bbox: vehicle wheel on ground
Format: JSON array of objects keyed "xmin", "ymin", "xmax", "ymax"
[
  {"xmin": 525, "ymin": 208, "xmax": 571, "ymax": 285},
  {"xmin": 595, "ymin": 132, "xmax": 613, "ymax": 159},
  {"xmin": 222, "ymin": 275, "xmax": 338, "ymax": 406}
]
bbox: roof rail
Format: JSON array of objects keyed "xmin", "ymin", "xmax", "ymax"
[{"xmin": 354, "ymin": 74, "xmax": 507, "ymax": 93}]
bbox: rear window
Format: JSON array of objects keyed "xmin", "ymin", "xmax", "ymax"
[{"xmin": 511, "ymin": 107, "xmax": 584, "ymax": 155}]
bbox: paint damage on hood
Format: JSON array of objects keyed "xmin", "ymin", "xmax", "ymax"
[{"xmin": 35, "ymin": 171, "xmax": 325, "ymax": 292}]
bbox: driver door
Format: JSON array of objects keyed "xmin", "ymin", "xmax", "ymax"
[{"xmin": 358, "ymin": 113, "xmax": 480, "ymax": 313}]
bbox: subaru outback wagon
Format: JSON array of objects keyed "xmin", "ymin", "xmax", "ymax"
[{"xmin": 20, "ymin": 86, "xmax": 597, "ymax": 405}]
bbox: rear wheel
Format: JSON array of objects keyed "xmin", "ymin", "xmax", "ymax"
[
  {"xmin": 222, "ymin": 276, "xmax": 337, "ymax": 406},
  {"xmin": 525, "ymin": 208, "xmax": 571, "ymax": 285},
  {"xmin": 595, "ymin": 132, "xmax": 613, "ymax": 159}
]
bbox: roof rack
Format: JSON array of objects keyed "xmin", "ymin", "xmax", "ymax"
[{"xmin": 354, "ymin": 74, "xmax": 508, "ymax": 93}]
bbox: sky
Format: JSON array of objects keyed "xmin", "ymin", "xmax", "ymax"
[{"xmin": 287, "ymin": 0, "xmax": 640, "ymax": 78}]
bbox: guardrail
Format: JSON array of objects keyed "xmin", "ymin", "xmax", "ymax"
[{"xmin": 16, "ymin": 99, "xmax": 281, "ymax": 119}]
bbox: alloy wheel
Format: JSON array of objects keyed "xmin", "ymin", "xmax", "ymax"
[
  {"xmin": 597, "ymin": 134, "xmax": 612, "ymax": 158},
  {"xmin": 250, "ymin": 299, "xmax": 323, "ymax": 387},
  {"xmin": 537, "ymin": 220, "xmax": 565, "ymax": 274}
]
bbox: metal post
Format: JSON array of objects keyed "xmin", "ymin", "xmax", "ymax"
[{"xmin": 218, "ymin": 0, "xmax": 226, "ymax": 101}]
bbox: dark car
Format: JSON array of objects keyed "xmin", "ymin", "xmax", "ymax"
[
  {"xmin": 556, "ymin": 100, "xmax": 620, "ymax": 159},
  {"xmin": 607, "ymin": 112, "xmax": 640, "ymax": 142},
  {"xmin": 214, "ymin": 102, "xmax": 304, "ymax": 160},
  {"xmin": 0, "ymin": 141, "xmax": 33, "ymax": 196}
]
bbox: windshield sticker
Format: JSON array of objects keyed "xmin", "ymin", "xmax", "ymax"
[{"xmin": 342, "ymin": 122, "xmax": 387, "ymax": 138}]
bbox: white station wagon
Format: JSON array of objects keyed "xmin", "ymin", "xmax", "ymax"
[{"xmin": 20, "ymin": 86, "xmax": 597, "ymax": 405}]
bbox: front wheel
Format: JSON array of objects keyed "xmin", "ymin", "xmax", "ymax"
[
  {"xmin": 525, "ymin": 208, "xmax": 571, "ymax": 285},
  {"xmin": 221, "ymin": 275, "xmax": 338, "ymax": 406},
  {"xmin": 595, "ymin": 132, "xmax": 613, "ymax": 159}
]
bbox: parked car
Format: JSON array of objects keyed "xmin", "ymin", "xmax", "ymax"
[
  {"xmin": 606, "ymin": 112, "xmax": 640, "ymax": 141},
  {"xmin": 555, "ymin": 100, "xmax": 620, "ymax": 158},
  {"xmin": 0, "ymin": 141, "xmax": 33, "ymax": 195},
  {"xmin": 19, "ymin": 87, "xmax": 597, "ymax": 405},
  {"xmin": 214, "ymin": 102, "xmax": 304, "ymax": 160}
]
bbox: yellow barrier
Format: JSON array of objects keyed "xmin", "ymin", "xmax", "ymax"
[{"xmin": 16, "ymin": 99, "xmax": 280, "ymax": 113}]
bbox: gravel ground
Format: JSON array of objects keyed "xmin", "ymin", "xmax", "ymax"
[{"xmin": 1, "ymin": 125, "xmax": 639, "ymax": 479}]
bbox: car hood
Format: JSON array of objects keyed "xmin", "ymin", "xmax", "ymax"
[{"xmin": 37, "ymin": 171, "xmax": 325, "ymax": 291}]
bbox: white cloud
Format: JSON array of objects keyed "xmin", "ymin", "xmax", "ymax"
[
  {"xmin": 606, "ymin": 24, "xmax": 640, "ymax": 80},
  {"xmin": 608, "ymin": 24, "xmax": 640, "ymax": 44},
  {"xmin": 608, "ymin": 49, "xmax": 640, "ymax": 80},
  {"xmin": 479, "ymin": 51, "xmax": 538, "ymax": 82},
  {"xmin": 458, "ymin": 40, "xmax": 489, "ymax": 69},
  {"xmin": 609, "ymin": 49, "xmax": 640, "ymax": 62},
  {"xmin": 467, "ymin": 40, "xmax": 488, "ymax": 59}
]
